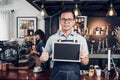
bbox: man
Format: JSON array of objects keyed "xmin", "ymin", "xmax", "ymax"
[{"xmin": 40, "ymin": 9, "xmax": 89, "ymax": 80}]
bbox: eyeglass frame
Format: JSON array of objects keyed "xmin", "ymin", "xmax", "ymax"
[{"xmin": 60, "ymin": 18, "xmax": 74, "ymax": 22}]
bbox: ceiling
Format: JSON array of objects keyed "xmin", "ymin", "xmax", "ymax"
[{"xmin": 26, "ymin": 0, "xmax": 120, "ymax": 17}]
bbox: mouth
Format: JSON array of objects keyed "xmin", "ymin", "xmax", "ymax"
[{"xmin": 63, "ymin": 25, "xmax": 69, "ymax": 28}]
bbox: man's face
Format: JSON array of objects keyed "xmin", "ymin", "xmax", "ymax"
[{"xmin": 60, "ymin": 12, "xmax": 75, "ymax": 32}]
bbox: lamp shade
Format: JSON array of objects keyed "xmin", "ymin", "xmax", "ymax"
[
  {"xmin": 106, "ymin": 3, "xmax": 117, "ymax": 16},
  {"xmin": 73, "ymin": 4, "xmax": 82, "ymax": 17},
  {"xmin": 40, "ymin": 4, "xmax": 47, "ymax": 17}
]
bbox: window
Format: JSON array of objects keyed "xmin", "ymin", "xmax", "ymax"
[{"xmin": 0, "ymin": 10, "xmax": 12, "ymax": 41}]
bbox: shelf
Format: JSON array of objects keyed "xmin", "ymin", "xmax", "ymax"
[{"xmin": 89, "ymin": 54, "xmax": 120, "ymax": 59}]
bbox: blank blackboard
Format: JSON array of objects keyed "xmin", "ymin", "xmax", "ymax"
[{"xmin": 52, "ymin": 42, "xmax": 80, "ymax": 62}]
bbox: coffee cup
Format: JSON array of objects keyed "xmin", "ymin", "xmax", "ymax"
[
  {"xmin": 2, "ymin": 63, "xmax": 8, "ymax": 71},
  {"xmin": 96, "ymin": 69, "xmax": 101, "ymax": 76},
  {"xmin": 34, "ymin": 66, "xmax": 41, "ymax": 72}
]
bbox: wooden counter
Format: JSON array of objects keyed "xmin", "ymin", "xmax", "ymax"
[
  {"xmin": 0, "ymin": 69, "xmax": 120, "ymax": 80},
  {"xmin": 0, "ymin": 69, "xmax": 51, "ymax": 80}
]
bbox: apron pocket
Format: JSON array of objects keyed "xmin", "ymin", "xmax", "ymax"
[
  {"xmin": 52, "ymin": 71, "xmax": 67, "ymax": 80},
  {"xmin": 67, "ymin": 71, "xmax": 80, "ymax": 80}
]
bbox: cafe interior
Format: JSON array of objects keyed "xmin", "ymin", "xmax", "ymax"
[{"xmin": 0, "ymin": 0, "xmax": 120, "ymax": 80}]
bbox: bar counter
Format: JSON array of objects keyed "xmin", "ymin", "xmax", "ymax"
[{"xmin": 0, "ymin": 69, "xmax": 120, "ymax": 80}]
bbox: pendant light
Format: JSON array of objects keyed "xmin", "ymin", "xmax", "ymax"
[
  {"xmin": 106, "ymin": 3, "xmax": 117, "ymax": 16},
  {"xmin": 73, "ymin": 4, "xmax": 82, "ymax": 17},
  {"xmin": 40, "ymin": 4, "xmax": 47, "ymax": 18}
]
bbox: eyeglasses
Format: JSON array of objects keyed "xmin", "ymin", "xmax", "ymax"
[{"xmin": 60, "ymin": 18, "xmax": 74, "ymax": 22}]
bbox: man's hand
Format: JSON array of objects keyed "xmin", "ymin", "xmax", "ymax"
[
  {"xmin": 80, "ymin": 50, "xmax": 86, "ymax": 59},
  {"xmin": 40, "ymin": 47, "xmax": 49, "ymax": 63},
  {"xmin": 80, "ymin": 50, "xmax": 89, "ymax": 65}
]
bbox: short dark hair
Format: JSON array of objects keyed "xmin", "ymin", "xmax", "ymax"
[
  {"xmin": 60, "ymin": 8, "xmax": 75, "ymax": 19},
  {"xmin": 34, "ymin": 29, "xmax": 45, "ymax": 40}
]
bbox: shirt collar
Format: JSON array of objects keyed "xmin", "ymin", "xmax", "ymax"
[{"xmin": 59, "ymin": 30, "xmax": 75, "ymax": 37}]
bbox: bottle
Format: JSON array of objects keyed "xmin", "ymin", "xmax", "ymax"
[
  {"xmin": 100, "ymin": 27, "xmax": 105, "ymax": 35},
  {"xmin": 95, "ymin": 27, "xmax": 100, "ymax": 35},
  {"xmin": 0, "ymin": 61, "xmax": 1, "ymax": 70},
  {"xmin": 105, "ymin": 70, "xmax": 110, "ymax": 79},
  {"xmin": 101, "ymin": 40, "xmax": 105, "ymax": 53},
  {"xmin": 90, "ymin": 44, "xmax": 93, "ymax": 54},
  {"xmin": 97, "ymin": 39, "xmax": 101, "ymax": 53},
  {"xmin": 105, "ymin": 24, "xmax": 109, "ymax": 35}
]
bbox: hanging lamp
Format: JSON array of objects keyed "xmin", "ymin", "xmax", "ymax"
[
  {"xmin": 40, "ymin": 4, "xmax": 47, "ymax": 18},
  {"xmin": 73, "ymin": 4, "xmax": 82, "ymax": 17},
  {"xmin": 106, "ymin": 3, "xmax": 117, "ymax": 16}
]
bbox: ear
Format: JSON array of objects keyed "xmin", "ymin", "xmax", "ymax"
[{"xmin": 72, "ymin": 19, "xmax": 76, "ymax": 25}]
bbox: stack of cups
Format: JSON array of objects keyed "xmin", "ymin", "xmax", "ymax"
[
  {"xmin": 94, "ymin": 65, "xmax": 101, "ymax": 76},
  {"xmin": 96, "ymin": 69, "xmax": 101, "ymax": 76}
]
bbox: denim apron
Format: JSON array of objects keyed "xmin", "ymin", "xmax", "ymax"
[{"xmin": 50, "ymin": 40, "xmax": 81, "ymax": 80}]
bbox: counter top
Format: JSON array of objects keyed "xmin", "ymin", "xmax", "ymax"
[
  {"xmin": 0, "ymin": 69, "xmax": 51, "ymax": 80},
  {"xmin": 0, "ymin": 69, "xmax": 120, "ymax": 80}
]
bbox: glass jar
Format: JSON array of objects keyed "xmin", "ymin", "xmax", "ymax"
[{"xmin": 88, "ymin": 65, "xmax": 94, "ymax": 77}]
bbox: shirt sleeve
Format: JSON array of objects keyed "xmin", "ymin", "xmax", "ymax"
[
  {"xmin": 77, "ymin": 35, "xmax": 89, "ymax": 56},
  {"xmin": 81, "ymin": 37, "xmax": 89, "ymax": 57},
  {"xmin": 45, "ymin": 36, "xmax": 52, "ymax": 55}
]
